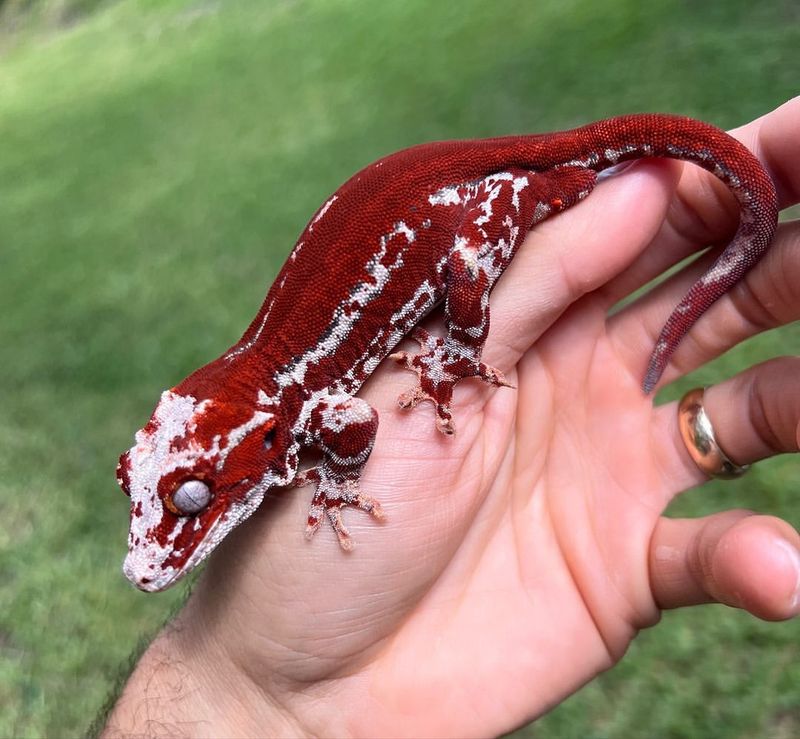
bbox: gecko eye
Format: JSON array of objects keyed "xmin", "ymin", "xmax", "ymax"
[
  {"xmin": 263, "ymin": 428, "xmax": 276, "ymax": 450},
  {"xmin": 170, "ymin": 480, "xmax": 212, "ymax": 516}
]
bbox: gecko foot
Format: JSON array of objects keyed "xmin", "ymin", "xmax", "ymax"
[
  {"xmin": 390, "ymin": 327, "xmax": 513, "ymax": 434},
  {"xmin": 298, "ymin": 468, "xmax": 385, "ymax": 550}
]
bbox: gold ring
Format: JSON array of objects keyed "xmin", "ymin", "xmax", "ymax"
[{"xmin": 678, "ymin": 388, "xmax": 749, "ymax": 479}]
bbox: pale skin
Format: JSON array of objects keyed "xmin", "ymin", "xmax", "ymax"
[{"xmin": 103, "ymin": 99, "xmax": 800, "ymax": 738}]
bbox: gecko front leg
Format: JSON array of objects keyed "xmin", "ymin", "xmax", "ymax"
[
  {"xmin": 295, "ymin": 392, "xmax": 384, "ymax": 549},
  {"xmin": 392, "ymin": 166, "xmax": 597, "ymax": 434}
]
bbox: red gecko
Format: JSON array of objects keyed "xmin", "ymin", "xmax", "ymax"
[{"xmin": 117, "ymin": 114, "xmax": 778, "ymax": 592}]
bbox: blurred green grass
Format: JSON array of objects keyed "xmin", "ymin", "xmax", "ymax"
[{"xmin": 0, "ymin": 0, "xmax": 797, "ymax": 736}]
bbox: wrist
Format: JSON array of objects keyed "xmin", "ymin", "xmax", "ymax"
[{"xmin": 101, "ymin": 609, "xmax": 307, "ymax": 738}]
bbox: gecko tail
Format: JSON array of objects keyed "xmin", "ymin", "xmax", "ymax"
[
  {"xmin": 554, "ymin": 114, "xmax": 780, "ymax": 395},
  {"xmin": 642, "ymin": 212, "xmax": 775, "ymax": 394}
]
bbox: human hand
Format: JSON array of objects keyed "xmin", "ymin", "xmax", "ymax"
[{"xmin": 105, "ymin": 99, "xmax": 800, "ymax": 738}]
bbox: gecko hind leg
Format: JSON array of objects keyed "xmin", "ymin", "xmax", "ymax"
[
  {"xmin": 391, "ymin": 326, "xmax": 513, "ymax": 435},
  {"xmin": 392, "ymin": 165, "xmax": 597, "ymax": 434}
]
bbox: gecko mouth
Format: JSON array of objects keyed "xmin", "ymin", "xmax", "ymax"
[
  {"xmin": 123, "ymin": 478, "xmax": 264, "ymax": 592},
  {"xmin": 123, "ymin": 514, "xmax": 224, "ymax": 592}
]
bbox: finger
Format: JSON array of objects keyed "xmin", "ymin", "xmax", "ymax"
[
  {"xmin": 609, "ymin": 218, "xmax": 800, "ymax": 387},
  {"xmin": 603, "ymin": 96, "xmax": 800, "ymax": 307},
  {"xmin": 696, "ymin": 357, "xmax": 800, "ymax": 465},
  {"xmin": 650, "ymin": 511, "xmax": 800, "ymax": 621},
  {"xmin": 487, "ymin": 161, "xmax": 678, "ymax": 363},
  {"xmin": 598, "ymin": 157, "xmax": 740, "ymax": 308},
  {"xmin": 652, "ymin": 357, "xmax": 800, "ymax": 493}
]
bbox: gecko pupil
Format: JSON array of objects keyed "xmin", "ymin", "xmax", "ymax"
[{"xmin": 264, "ymin": 429, "xmax": 276, "ymax": 450}]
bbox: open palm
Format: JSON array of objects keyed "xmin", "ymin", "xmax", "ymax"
[{"xmin": 106, "ymin": 100, "xmax": 800, "ymax": 739}]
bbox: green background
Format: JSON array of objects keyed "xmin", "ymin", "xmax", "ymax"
[{"xmin": 0, "ymin": 1, "xmax": 798, "ymax": 736}]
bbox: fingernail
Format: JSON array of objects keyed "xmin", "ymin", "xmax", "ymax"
[
  {"xmin": 596, "ymin": 160, "xmax": 638, "ymax": 182},
  {"xmin": 774, "ymin": 538, "xmax": 800, "ymax": 612}
]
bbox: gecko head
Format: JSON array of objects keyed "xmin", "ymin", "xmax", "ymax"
[{"xmin": 116, "ymin": 388, "xmax": 290, "ymax": 592}]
